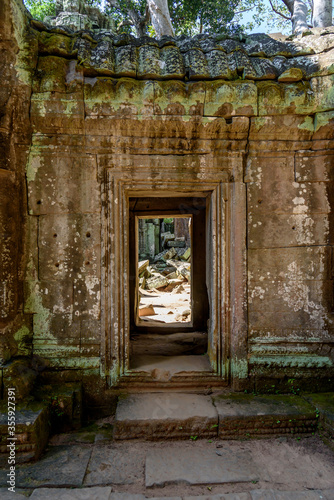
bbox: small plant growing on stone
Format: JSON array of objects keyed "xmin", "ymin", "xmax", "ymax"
[
  {"xmin": 190, "ymin": 435, "xmax": 198, "ymax": 441},
  {"xmin": 287, "ymin": 378, "xmax": 300, "ymax": 395},
  {"xmin": 49, "ymin": 396, "xmax": 65, "ymax": 418},
  {"xmin": 47, "ymin": 396, "xmax": 66, "ymax": 433}
]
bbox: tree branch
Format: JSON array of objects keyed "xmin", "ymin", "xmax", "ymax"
[
  {"xmin": 106, "ymin": 0, "xmax": 122, "ymax": 9},
  {"xmin": 280, "ymin": 0, "xmax": 294, "ymax": 15},
  {"xmin": 234, "ymin": 5, "xmax": 258, "ymax": 14},
  {"xmin": 268, "ymin": 0, "xmax": 292, "ymax": 20}
]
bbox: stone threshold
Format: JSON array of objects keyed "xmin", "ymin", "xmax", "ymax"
[{"xmin": 113, "ymin": 392, "xmax": 320, "ymax": 440}]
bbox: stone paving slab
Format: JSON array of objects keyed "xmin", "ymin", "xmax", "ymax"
[
  {"xmin": 114, "ymin": 393, "xmax": 218, "ymax": 440},
  {"xmin": 109, "ymin": 495, "xmax": 146, "ymax": 500},
  {"xmin": 323, "ymin": 490, "xmax": 334, "ymax": 500},
  {"xmin": 0, "ymin": 489, "xmax": 29, "ymax": 499},
  {"xmin": 0, "ymin": 446, "xmax": 91, "ymax": 488},
  {"xmin": 213, "ymin": 395, "xmax": 317, "ymax": 439},
  {"xmin": 184, "ymin": 494, "xmax": 250, "ymax": 499},
  {"xmin": 110, "ymin": 496, "xmax": 181, "ymax": 500},
  {"xmin": 250, "ymin": 490, "xmax": 325, "ymax": 499},
  {"xmin": 84, "ymin": 446, "xmax": 143, "ymax": 485},
  {"xmin": 145, "ymin": 447, "xmax": 262, "ymax": 487},
  {"xmin": 30, "ymin": 486, "xmax": 112, "ymax": 499}
]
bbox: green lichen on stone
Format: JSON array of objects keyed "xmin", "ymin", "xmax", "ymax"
[
  {"xmin": 24, "ymin": 281, "xmax": 52, "ymax": 340},
  {"xmin": 14, "ymin": 325, "xmax": 33, "ymax": 356},
  {"xmin": 26, "ymin": 153, "xmax": 40, "ymax": 183},
  {"xmin": 38, "ymin": 31, "xmax": 75, "ymax": 58},
  {"xmin": 314, "ymin": 110, "xmax": 334, "ymax": 131},
  {"xmin": 250, "ymin": 355, "xmax": 333, "ymax": 368},
  {"xmin": 252, "ymin": 117, "xmax": 267, "ymax": 130},
  {"xmin": 297, "ymin": 115, "xmax": 314, "ymax": 132},
  {"xmin": 231, "ymin": 358, "xmax": 249, "ymax": 379}
]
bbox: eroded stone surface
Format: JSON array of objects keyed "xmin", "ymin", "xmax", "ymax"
[
  {"xmin": 145, "ymin": 447, "xmax": 261, "ymax": 487},
  {"xmin": 0, "ymin": 446, "xmax": 91, "ymax": 487},
  {"xmin": 214, "ymin": 394, "xmax": 317, "ymax": 438},
  {"xmin": 250, "ymin": 491, "xmax": 325, "ymax": 500},
  {"xmin": 30, "ymin": 487, "xmax": 112, "ymax": 499},
  {"xmin": 114, "ymin": 393, "xmax": 217, "ymax": 440},
  {"xmin": 84, "ymin": 446, "xmax": 143, "ymax": 485}
]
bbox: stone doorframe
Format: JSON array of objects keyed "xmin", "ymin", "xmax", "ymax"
[{"xmin": 101, "ymin": 154, "xmax": 248, "ymax": 389}]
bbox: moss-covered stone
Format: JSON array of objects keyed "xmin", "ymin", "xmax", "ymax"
[
  {"xmin": 2, "ymin": 359, "xmax": 37, "ymax": 400},
  {"xmin": 0, "ymin": 401, "xmax": 49, "ymax": 464}
]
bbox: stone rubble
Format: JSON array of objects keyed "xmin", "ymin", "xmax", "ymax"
[{"xmin": 137, "ymin": 246, "xmax": 191, "ymax": 323}]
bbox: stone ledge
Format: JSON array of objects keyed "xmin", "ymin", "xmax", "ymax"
[
  {"xmin": 213, "ymin": 394, "xmax": 318, "ymax": 439},
  {"xmin": 0, "ymin": 402, "xmax": 49, "ymax": 465}
]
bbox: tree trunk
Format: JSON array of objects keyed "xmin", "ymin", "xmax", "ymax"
[
  {"xmin": 313, "ymin": 0, "xmax": 333, "ymax": 26},
  {"xmin": 147, "ymin": 0, "xmax": 174, "ymax": 38},
  {"xmin": 292, "ymin": 0, "xmax": 309, "ymax": 32}
]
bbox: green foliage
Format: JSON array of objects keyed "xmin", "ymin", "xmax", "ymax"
[
  {"xmin": 25, "ymin": 0, "xmax": 55, "ymax": 20},
  {"xmin": 168, "ymin": 0, "xmax": 242, "ymax": 36},
  {"xmin": 23, "ymin": 0, "xmax": 309, "ymax": 36}
]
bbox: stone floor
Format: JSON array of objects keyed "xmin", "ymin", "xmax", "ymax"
[
  {"xmin": 1, "ymin": 393, "xmax": 333, "ymax": 499},
  {"xmin": 1, "ymin": 435, "xmax": 334, "ymax": 499}
]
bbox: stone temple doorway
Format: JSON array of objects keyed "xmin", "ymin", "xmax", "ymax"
[
  {"xmin": 103, "ymin": 159, "xmax": 247, "ymax": 388},
  {"xmin": 129, "ymin": 197, "xmax": 210, "ymax": 376}
]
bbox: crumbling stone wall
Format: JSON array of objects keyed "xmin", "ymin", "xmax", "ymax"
[
  {"xmin": 0, "ymin": 0, "xmax": 36, "ymax": 367},
  {"xmin": 1, "ymin": 0, "xmax": 334, "ymax": 406}
]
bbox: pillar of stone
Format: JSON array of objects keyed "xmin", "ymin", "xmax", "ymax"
[
  {"xmin": 174, "ymin": 217, "xmax": 191, "ymax": 246},
  {"xmin": 146, "ymin": 223, "xmax": 155, "ymax": 260},
  {"xmin": 138, "ymin": 219, "xmax": 147, "ymax": 259},
  {"xmin": 153, "ymin": 219, "xmax": 160, "ymax": 256}
]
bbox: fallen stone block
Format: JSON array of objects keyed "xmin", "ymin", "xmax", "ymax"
[
  {"xmin": 139, "ymin": 304, "xmax": 156, "ymax": 317},
  {"xmin": 172, "ymin": 284, "xmax": 186, "ymax": 294},
  {"xmin": 177, "ymin": 263, "xmax": 191, "ymax": 282},
  {"xmin": 167, "ymin": 240, "xmax": 185, "ymax": 248},
  {"xmin": 181, "ymin": 247, "xmax": 191, "ymax": 261},
  {"xmin": 165, "ymin": 271, "xmax": 178, "ymax": 279},
  {"xmin": 138, "ymin": 259, "xmax": 149, "ymax": 275},
  {"xmin": 163, "ymin": 279, "xmax": 185, "ymax": 292},
  {"xmin": 146, "ymin": 275, "xmax": 168, "ymax": 290},
  {"xmin": 163, "ymin": 248, "xmax": 177, "ymax": 260}
]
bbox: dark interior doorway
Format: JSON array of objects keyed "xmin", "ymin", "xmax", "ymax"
[{"xmin": 129, "ymin": 196, "xmax": 211, "ymax": 374}]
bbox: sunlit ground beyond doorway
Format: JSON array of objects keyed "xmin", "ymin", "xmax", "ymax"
[{"xmin": 136, "ymin": 216, "xmax": 192, "ymax": 326}]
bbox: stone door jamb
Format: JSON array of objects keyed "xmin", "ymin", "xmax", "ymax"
[{"xmin": 101, "ymin": 155, "xmax": 248, "ymax": 389}]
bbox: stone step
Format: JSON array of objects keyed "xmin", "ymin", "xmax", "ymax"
[
  {"xmin": 114, "ymin": 393, "xmax": 217, "ymax": 440},
  {"xmin": 113, "ymin": 392, "xmax": 318, "ymax": 440},
  {"xmin": 0, "ymin": 402, "xmax": 49, "ymax": 465},
  {"xmin": 214, "ymin": 393, "xmax": 318, "ymax": 439}
]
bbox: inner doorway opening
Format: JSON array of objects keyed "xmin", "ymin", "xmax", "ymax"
[
  {"xmin": 136, "ymin": 215, "xmax": 192, "ymax": 326},
  {"xmin": 129, "ymin": 196, "xmax": 211, "ymax": 377}
]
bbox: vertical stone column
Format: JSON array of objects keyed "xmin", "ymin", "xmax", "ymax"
[
  {"xmin": 147, "ymin": 222, "xmax": 155, "ymax": 260},
  {"xmin": 153, "ymin": 218, "xmax": 160, "ymax": 256},
  {"xmin": 138, "ymin": 219, "xmax": 147, "ymax": 259}
]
